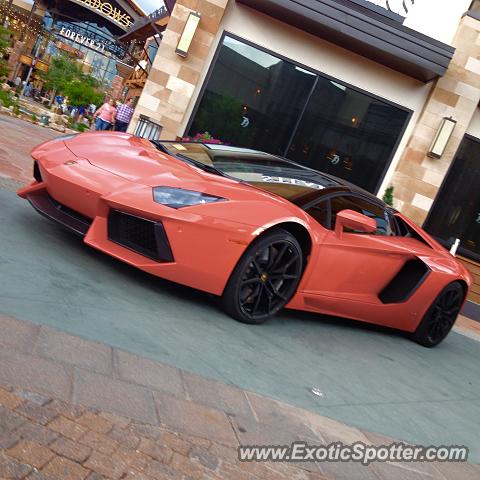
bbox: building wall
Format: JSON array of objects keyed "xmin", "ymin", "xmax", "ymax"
[
  {"xmin": 389, "ymin": 14, "xmax": 480, "ymax": 225},
  {"xmin": 130, "ymin": 0, "xmax": 433, "ymax": 172},
  {"xmin": 128, "ymin": 0, "xmax": 230, "ymax": 139}
]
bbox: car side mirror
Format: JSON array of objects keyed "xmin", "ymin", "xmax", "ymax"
[{"xmin": 334, "ymin": 209, "xmax": 377, "ymax": 239}]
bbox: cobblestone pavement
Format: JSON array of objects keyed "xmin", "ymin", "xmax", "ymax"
[
  {"xmin": 1, "ymin": 314, "xmax": 479, "ymax": 480},
  {"xmin": 0, "ymin": 382, "xmax": 328, "ymax": 480},
  {"xmin": 0, "ymin": 115, "xmax": 59, "ymax": 189}
]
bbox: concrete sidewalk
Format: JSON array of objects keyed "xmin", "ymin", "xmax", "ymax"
[{"xmin": 1, "ymin": 314, "xmax": 479, "ymax": 480}]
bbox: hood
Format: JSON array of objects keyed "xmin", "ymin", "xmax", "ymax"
[{"xmin": 64, "ymin": 132, "xmax": 204, "ymax": 186}]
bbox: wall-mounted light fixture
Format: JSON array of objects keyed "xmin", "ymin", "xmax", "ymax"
[
  {"xmin": 176, "ymin": 12, "xmax": 201, "ymax": 58},
  {"xmin": 427, "ymin": 116, "xmax": 457, "ymax": 159}
]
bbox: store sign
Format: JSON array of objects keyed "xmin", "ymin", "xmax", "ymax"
[
  {"xmin": 35, "ymin": 60, "xmax": 49, "ymax": 73},
  {"xmin": 56, "ymin": 40, "xmax": 84, "ymax": 58},
  {"xmin": 72, "ymin": 0, "xmax": 133, "ymax": 28},
  {"xmin": 19, "ymin": 54, "xmax": 33, "ymax": 66},
  {"xmin": 59, "ymin": 27, "xmax": 106, "ymax": 54}
]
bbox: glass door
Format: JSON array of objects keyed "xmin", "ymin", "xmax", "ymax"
[{"xmin": 424, "ymin": 135, "xmax": 480, "ymax": 261}]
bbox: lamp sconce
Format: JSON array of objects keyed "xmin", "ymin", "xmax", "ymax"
[
  {"xmin": 427, "ymin": 116, "xmax": 457, "ymax": 159},
  {"xmin": 176, "ymin": 12, "xmax": 201, "ymax": 58}
]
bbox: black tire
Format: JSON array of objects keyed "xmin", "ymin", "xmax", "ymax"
[
  {"xmin": 411, "ymin": 281, "xmax": 465, "ymax": 347},
  {"xmin": 221, "ymin": 229, "xmax": 303, "ymax": 324}
]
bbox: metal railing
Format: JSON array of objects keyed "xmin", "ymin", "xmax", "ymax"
[{"xmin": 133, "ymin": 115, "xmax": 162, "ymax": 140}]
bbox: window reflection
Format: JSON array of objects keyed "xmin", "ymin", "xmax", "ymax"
[
  {"xmin": 287, "ymin": 77, "xmax": 408, "ymax": 192},
  {"xmin": 189, "ymin": 35, "xmax": 409, "ymax": 193},
  {"xmin": 189, "ymin": 36, "xmax": 317, "ymax": 156}
]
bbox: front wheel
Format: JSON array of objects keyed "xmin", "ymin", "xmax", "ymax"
[
  {"xmin": 411, "ymin": 282, "xmax": 465, "ymax": 347},
  {"xmin": 221, "ymin": 229, "xmax": 303, "ymax": 324}
]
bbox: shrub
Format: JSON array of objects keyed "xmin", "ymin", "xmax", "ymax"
[
  {"xmin": 72, "ymin": 122, "xmax": 89, "ymax": 132},
  {"xmin": 383, "ymin": 185, "xmax": 394, "ymax": 207},
  {"xmin": 0, "ymin": 90, "xmax": 13, "ymax": 108}
]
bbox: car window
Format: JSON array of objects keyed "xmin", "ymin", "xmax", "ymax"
[
  {"xmin": 330, "ymin": 195, "xmax": 395, "ymax": 236},
  {"xmin": 305, "ymin": 201, "xmax": 330, "ymax": 228}
]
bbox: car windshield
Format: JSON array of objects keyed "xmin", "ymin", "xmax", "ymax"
[{"xmin": 156, "ymin": 142, "xmax": 339, "ymax": 206}]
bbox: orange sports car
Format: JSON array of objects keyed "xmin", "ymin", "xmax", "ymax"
[{"xmin": 18, "ymin": 133, "xmax": 472, "ymax": 347}]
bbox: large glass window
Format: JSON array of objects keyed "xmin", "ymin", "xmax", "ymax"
[
  {"xmin": 188, "ymin": 35, "xmax": 410, "ymax": 193},
  {"xmin": 424, "ymin": 136, "xmax": 480, "ymax": 261},
  {"xmin": 189, "ymin": 36, "xmax": 317, "ymax": 156},
  {"xmin": 286, "ymin": 77, "xmax": 408, "ymax": 192}
]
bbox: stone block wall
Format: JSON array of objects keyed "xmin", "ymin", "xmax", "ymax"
[
  {"xmin": 128, "ymin": 0, "xmax": 229, "ymax": 139},
  {"xmin": 390, "ymin": 14, "xmax": 480, "ymax": 225}
]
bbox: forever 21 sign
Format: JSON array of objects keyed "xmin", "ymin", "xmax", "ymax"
[
  {"xmin": 59, "ymin": 27, "xmax": 107, "ymax": 53},
  {"xmin": 73, "ymin": 0, "xmax": 133, "ymax": 28}
]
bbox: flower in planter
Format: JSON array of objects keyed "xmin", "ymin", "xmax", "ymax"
[{"xmin": 182, "ymin": 131, "xmax": 223, "ymax": 144}]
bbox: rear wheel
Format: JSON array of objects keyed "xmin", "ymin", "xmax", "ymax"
[
  {"xmin": 221, "ymin": 229, "xmax": 303, "ymax": 324},
  {"xmin": 411, "ymin": 282, "xmax": 465, "ymax": 347}
]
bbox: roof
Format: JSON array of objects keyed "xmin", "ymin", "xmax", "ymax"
[{"xmin": 236, "ymin": 0, "xmax": 455, "ymax": 82}]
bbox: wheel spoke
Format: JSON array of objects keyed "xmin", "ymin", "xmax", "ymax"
[
  {"xmin": 270, "ymin": 273, "xmax": 298, "ymax": 281},
  {"xmin": 251, "ymin": 259, "xmax": 262, "ymax": 275},
  {"xmin": 251, "ymin": 284, "xmax": 265, "ymax": 316},
  {"xmin": 241, "ymin": 277, "xmax": 261, "ymax": 286},
  {"xmin": 271, "ymin": 243, "xmax": 289, "ymax": 271},
  {"xmin": 266, "ymin": 280, "xmax": 287, "ymax": 301}
]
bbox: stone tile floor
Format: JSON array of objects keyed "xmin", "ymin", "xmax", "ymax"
[{"xmin": 1, "ymin": 314, "xmax": 479, "ymax": 480}]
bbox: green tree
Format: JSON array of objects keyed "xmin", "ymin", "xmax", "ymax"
[
  {"xmin": 39, "ymin": 54, "xmax": 82, "ymax": 93},
  {"xmin": 0, "ymin": 26, "xmax": 13, "ymax": 80},
  {"xmin": 382, "ymin": 185, "xmax": 394, "ymax": 206},
  {"xmin": 39, "ymin": 54, "xmax": 105, "ymax": 106},
  {"xmin": 63, "ymin": 79, "xmax": 103, "ymax": 106}
]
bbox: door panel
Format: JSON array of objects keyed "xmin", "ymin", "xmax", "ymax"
[{"xmin": 305, "ymin": 231, "xmax": 415, "ymax": 301}]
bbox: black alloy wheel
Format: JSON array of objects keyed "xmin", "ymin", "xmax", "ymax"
[
  {"xmin": 412, "ymin": 282, "xmax": 465, "ymax": 347},
  {"xmin": 221, "ymin": 229, "xmax": 303, "ymax": 324}
]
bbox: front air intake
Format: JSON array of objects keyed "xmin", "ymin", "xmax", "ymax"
[{"xmin": 107, "ymin": 210, "xmax": 174, "ymax": 262}]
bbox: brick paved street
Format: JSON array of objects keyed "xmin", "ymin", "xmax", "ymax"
[
  {"xmin": 0, "ymin": 116, "xmax": 59, "ymax": 190},
  {"xmin": 0, "ymin": 114, "xmax": 479, "ymax": 478},
  {"xmin": 1, "ymin": 313, "xmax": 480, "ymax": 480}
]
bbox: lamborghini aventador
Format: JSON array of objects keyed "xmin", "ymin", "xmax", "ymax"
[{"xmin": 17, "ymin": 132, "xmax": 472, "ymax": 347}]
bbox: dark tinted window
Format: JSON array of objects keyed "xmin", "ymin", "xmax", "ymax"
[
  {"xmin": 286, "ymin": 77, "xmax": 409, "ymax": 193},
  {"xmin": 188, "ymin": 35, "xmax": 410, "ymax": 193},
  {"xmin": 188, "ymin": 36, "xmax": 316, "ymax": 156},
  {"xmin": 305, "ymin": 201, "xmax": 329, "ymax": 228},
  {"xmin": 424, "ymin": 136, "xmax": 480, "ymax": 260},
  {"xmin": 329, "ymin": 196, "xmax": 395, "ymax": 236}
]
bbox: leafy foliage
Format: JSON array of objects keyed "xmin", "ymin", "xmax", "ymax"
[
  {"xmin": 0, "ymin": 26, "xmax": 13, "ymax": 80},
  {"xmin": 39, "ymin": 54, "xmax": 104, "ymax": 106},
  {"xmin": 382, "ymin": 185, "xmax": 394, "ymax": 207},
  {"xmin": 0, "ymin": 89, "xmax": 14, "ymax": 108}
]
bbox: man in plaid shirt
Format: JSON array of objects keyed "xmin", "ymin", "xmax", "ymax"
[{"xmin": 114, "ymin": 98, "xmax": 135, "ymax": 132}]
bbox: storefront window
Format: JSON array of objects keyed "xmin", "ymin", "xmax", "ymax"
[
  {"xmin": 287, "ymin": 77, "xmax": 408, "ymax": 192},
  {"xmin": 424, "ymin": 136, "xmax": 480, "ymax": 261},
  {"xmin": 189, "ymin": 36, "xmax": 316, "ymax": 156},
  {"xmin": 188, "ymin": 35, "xmax": 410, "ymax": 193}
]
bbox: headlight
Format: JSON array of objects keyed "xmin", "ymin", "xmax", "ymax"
[{"xmin": 153, "ymin": 187, "xmax": 226, "ymax": 209}]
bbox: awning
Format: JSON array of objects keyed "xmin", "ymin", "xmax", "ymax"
[{"xmin": 236, "ymin": 0, "xmax": 455, "ymax": 82}]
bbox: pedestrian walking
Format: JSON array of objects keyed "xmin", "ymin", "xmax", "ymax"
[
  {"xmin": 93, "ymin": 97, "xmax": 117, "ymax": 131},
  {"xmin": 114, "ymin": 98, "xmax": 134, "ymax": 132}
]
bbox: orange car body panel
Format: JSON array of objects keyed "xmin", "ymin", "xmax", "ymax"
[{"xmin": 18, "ymin": 132, "xmax": 472, "ymax": 333}]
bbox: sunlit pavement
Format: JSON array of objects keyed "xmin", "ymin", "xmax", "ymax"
[{"xmin": 1, "ymin": 115, "xmax": 480, "ymax": 466}]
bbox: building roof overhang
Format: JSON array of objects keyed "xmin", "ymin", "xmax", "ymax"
[{"xmin": 236, "ymin": 0, "xmax": 455, "ymax": 83}]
